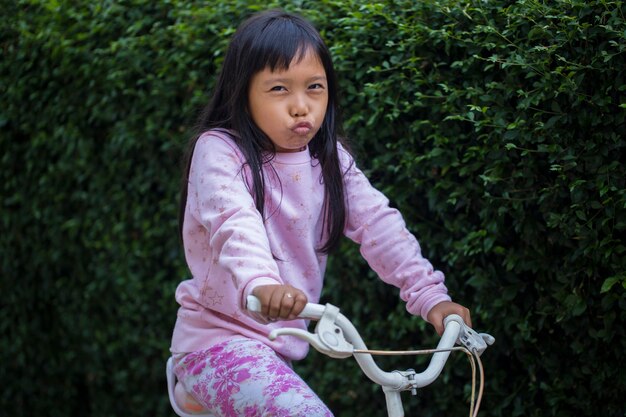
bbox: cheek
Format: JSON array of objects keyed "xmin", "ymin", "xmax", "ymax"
[
  {"xmin": 253, "ymin": 106, "xmax": 275, "ymax": 129},
  {"xmin": 247, "ymin": 96, "xmax": 266, "ymax": 126},
  {"xmin": 319, "ymin": 99, "xmax": 329, "ymax": 118},
  {"xmin": 247, "ymin": 85, "xmax": 267, "ymax": 122}
]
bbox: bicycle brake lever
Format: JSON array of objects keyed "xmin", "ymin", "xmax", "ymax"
[
  {"xmin": 245, "ymin": 295, "xmax": 353, "ymax": 358},
  {"xmin": 269, "ymin": 304, "xmax": 354, "ymax": 359},
  {"xmin": 268, "ymin": 328, "xmax": 351, "ymax": 359},
  {"xmin": 444, "ymin": 314, "xmax": 495, "ymax": 357}
]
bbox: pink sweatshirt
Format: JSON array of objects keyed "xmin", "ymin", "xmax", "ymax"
[{"xmin": 170, "ymin": 130, "xmax": 450, "ymax": 360}]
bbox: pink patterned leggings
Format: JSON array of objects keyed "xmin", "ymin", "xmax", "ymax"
[{"xmin": 173, "ymin": 338, "xmax": 334, "ymax": 417}]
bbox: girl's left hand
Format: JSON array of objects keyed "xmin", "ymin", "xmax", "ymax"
[{"xmin": 426, "ymin": 301, "xmax": 472, "ymax": 336}]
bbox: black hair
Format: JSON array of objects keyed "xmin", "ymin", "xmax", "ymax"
[{"xmin": 179, "ymin": 9, "xmax": 348, "ymax": 253}]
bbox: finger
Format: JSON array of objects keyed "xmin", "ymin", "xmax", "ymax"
[
  {"xmin": 267, "ymin": 289, "xmax": 283, "ymax": 319},
  {"xmin": 288, "ymin": 293, "xmax": 308, "ymax": 319},
  {"xmin": 278, "ymin": 291, "xmax": 296, "ymax": 318},
  {"xmin": 464, "ymin": 309, "xmax": 472, "ymax": 328},
  {"xmin": 431, "ymin": 313, "xmax": 444, "ymax": 336},
  {"xmin": 435, "ymin": 321, "xmax": 444, "ymax": 336},
  {"xmin": 252, "ymin": 285, "xmax": 275, "ymax": 317}
]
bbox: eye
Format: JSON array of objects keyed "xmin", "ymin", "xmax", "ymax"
[
  {"xmin": 270, "ymin": 85, "xmax": 287, "ymax": 92},
  {"xmin": 309, "ymin": 83, "xmax": 325, "ymax": 90}
]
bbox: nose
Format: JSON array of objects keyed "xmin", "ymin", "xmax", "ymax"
[{"xmin": 290, "ymin": 93, "xmax": 309, "ymax": 117}]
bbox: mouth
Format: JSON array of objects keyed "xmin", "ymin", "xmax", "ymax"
[{"xmin": 290, "ymin": 121, "xmax": 314, "ymax": 136}]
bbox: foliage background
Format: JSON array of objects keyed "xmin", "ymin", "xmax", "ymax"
[{"xmin": 2, "ymin": 0, "xmax": 625, "ymax": 416}]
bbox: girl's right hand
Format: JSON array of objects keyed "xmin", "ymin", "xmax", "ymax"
[{"xmin": 252, "ymin": 284, "xmax": 308, "ymax": 321}]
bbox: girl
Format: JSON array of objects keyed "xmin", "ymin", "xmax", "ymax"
[{"xmin": 171, "ymin": 9, "xmax": 472, "ymax": 417}]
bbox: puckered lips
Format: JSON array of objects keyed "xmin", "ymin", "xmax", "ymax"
[{"xmin": 290, "ymin": 121, "xmax": 313, "ymax": 136}]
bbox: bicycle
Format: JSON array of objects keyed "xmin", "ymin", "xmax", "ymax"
[{"xmin": 166, "ymin": 296, "xmax": 494, "ymax": 417}]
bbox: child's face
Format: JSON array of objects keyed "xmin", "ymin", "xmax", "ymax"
[{"xmin": 248, "ymin": 48, "xmax": 328, "ymax": 153}]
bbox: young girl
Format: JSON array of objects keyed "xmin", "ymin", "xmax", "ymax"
[{"xmin": 171, "ymin": 9, "xmax": 472, "ymax": 417}]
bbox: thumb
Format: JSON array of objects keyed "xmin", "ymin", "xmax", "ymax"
[{"xmin": 427, "ymin": 310, "xmax": 445, "ymax": 336}]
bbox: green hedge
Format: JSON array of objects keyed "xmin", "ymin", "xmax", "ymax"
[{"xmin": 2, "ymin": 1, "xmax": 624, "ymax": 416}]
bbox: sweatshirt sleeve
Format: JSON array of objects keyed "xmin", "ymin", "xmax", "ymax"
[
  {"xmin": 185, "ymin": 132, "xmax": 282, "ymax": 310},
  {"xmin": 340, "ymin": 150, "xmax": 451, "ymax": 320}
]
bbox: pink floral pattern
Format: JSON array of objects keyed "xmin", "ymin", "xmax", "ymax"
[{"xmin": 174, "ymin": 338, "xmax": 333, "ymax": 417}]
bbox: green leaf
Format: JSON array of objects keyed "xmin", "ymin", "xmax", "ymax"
[{"xmin": 601, "ymin": 274, "xmax": 626, "ymax": 293}]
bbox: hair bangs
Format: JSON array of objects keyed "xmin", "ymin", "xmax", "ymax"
[{"xmin": 246, "ymin": 17, "xmax": 322, "ymax": 73}]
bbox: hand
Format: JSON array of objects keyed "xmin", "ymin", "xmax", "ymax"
[
  {"xmin": 252, "ymin": 284, "xmax": 308, "ymax": 321},
  {"xmin": 426, "ymin": 301, "xmax": 472, "ymax": 336}
]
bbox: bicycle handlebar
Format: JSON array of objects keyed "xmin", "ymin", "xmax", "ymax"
[{"xmin": 245, "ymin": 295, "xmax": 494, "ymax": 392}]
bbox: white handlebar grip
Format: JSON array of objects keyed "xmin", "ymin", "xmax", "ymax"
[{"xmin": 246, "ymin": 295, "xmax": 262, "ymax": 313}]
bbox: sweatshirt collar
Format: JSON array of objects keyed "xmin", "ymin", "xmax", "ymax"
[{"xmin": 272, "ymin": 146, "xmax": 311, "ymax": 165}]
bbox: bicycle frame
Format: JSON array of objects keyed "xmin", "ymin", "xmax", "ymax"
[{"xmin": 166, "ymin": 296, "xmax": 493, "ymax": 417}]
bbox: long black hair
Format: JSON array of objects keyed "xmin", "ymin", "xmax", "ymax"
[{"xmin": 179, "ymin": 9, "xmax": 348, "ymax": 253}]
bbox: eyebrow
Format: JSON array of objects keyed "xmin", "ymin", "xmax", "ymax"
[{"xmin": 262, "ymin": 75, "xmax": 327, "ymax": 86}]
